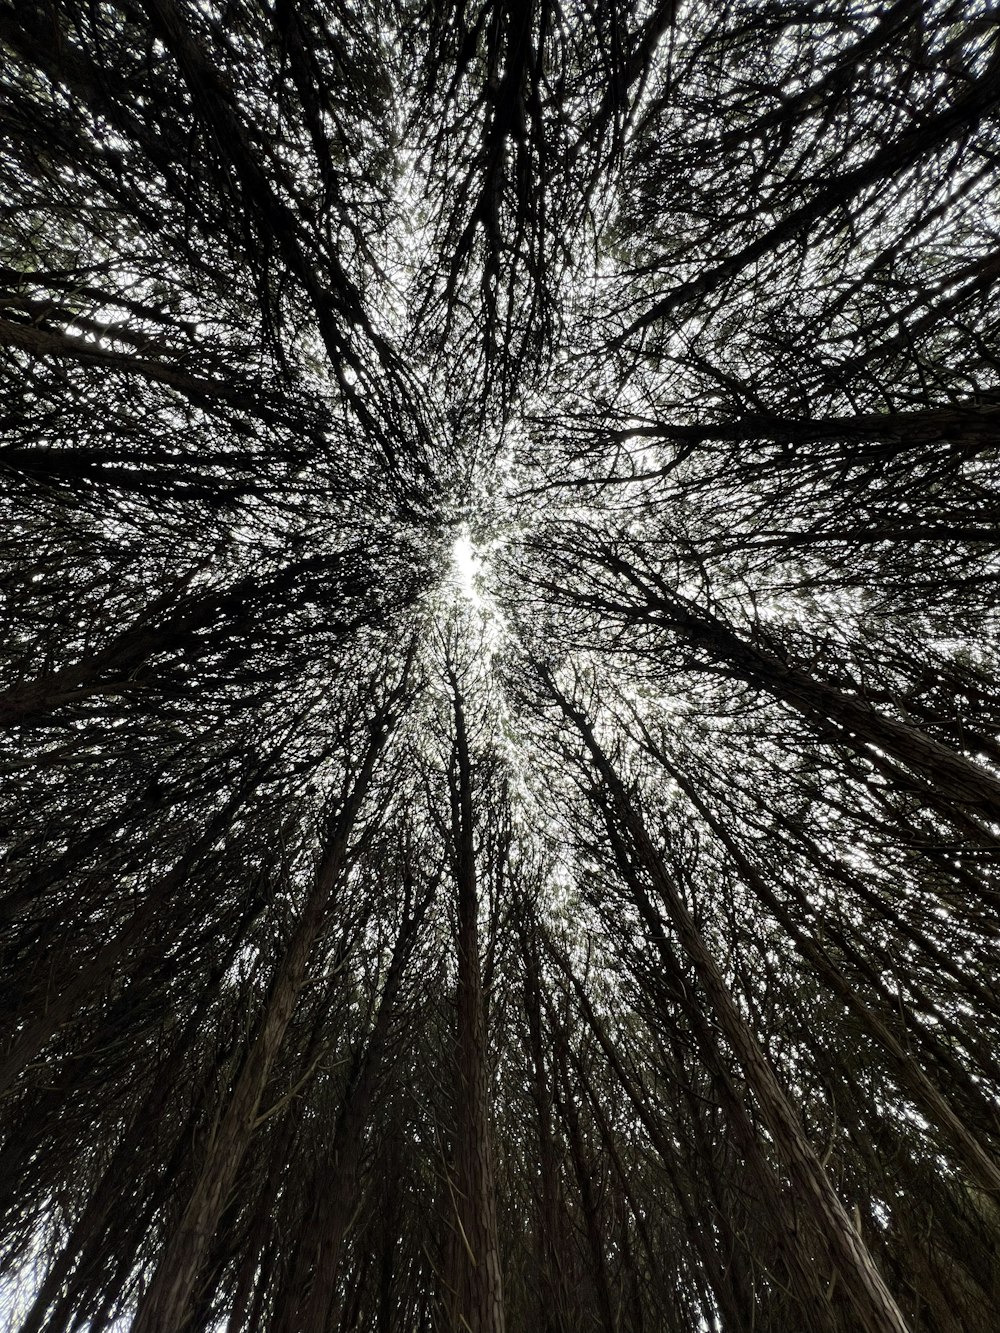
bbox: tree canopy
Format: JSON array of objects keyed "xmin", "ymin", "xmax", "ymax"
[{"xmin": 2, "ymin": 3, "xmax": 1000, "ymax": 1331}]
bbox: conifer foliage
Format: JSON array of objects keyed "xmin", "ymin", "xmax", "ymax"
[{"xmin": 2, "ymin": 3, "xmax": 1000, "ymax": 1330}]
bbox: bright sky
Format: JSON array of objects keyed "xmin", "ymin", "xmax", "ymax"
[{"xmin": 450, "ymin": 529, "xmax": 481, "ymax": 602}]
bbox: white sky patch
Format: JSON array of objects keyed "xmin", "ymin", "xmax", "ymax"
[
  {"xmin": 437, "ymin": 523, "xmax": 511, "ymax": 660},
  {"xmin": 450, "ymin": 527, "xmax": 483, "ymax": 603}
]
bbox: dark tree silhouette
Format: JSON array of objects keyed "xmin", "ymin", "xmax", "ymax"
[{"xmin": 3, "ymin": 2, "xmax": 1000, "ymax": 1331}]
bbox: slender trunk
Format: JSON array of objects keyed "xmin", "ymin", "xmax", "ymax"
[
  {"xmin": 551, "ymin": 1038, "xmax": 618, "ymax": 1333},
  {"xmin": 596, "ymin": 566, "xmax": 1000, "ymax": 823},
  {"xmin": 520, "ymin": 936, "xmax": 572, "ymax": 1333},
  {"xmin": 227, "ymin": 1159, "xmax": 284, "ymax": 1333},
  {"xmin": 445, "ymin": 681, "xmax": 505, "ymax": 1333},
  {"xmin": 548, "ymin": 679, "xmax": 912, "ymax": 1333},
  {"xmin": 628, "ymin": 402, "xmax": 1000, "ymax": 455},
  {"xmin": 546, "ymin": 932, "xmax": 832, "ymax": 1332},
  {"xmin": 569, "ymin": 1053, "xmax": 674, "ymax": 1332},
  {"xmin": 280, "ymin": 885, "xmax": 430, "ymax": 1333},
  {"xmin": 132, "ymin": 723, "xmax": 389, "ymax": 1333},
  {"xmin": 664, "ymin": 759, "xmax": 1000, "ymax": 1193}
]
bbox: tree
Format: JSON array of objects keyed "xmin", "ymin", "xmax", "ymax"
[{"xmin": 3, "ymin": 2, "xmax": 1000, "ymax": 1331}]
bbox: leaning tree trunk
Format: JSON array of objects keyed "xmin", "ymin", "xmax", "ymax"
[
  {"xmin": 593, "ymin": 554, "xmax": 1000, "ymax": 825},
  {"xmin": 519, "ymin": 926, "xmax": 574, "ymax": 1333},
  {"xmin": 654, "ymin": 753, "xmax": 1000, "ymax": 1196},
  {"xmin": 548, "ymin": 677, "xmax": 913, "ymax": 1333},
  {"xmin": 132, "ymin": 718, "xmax": 391, "ymax": 1333}
]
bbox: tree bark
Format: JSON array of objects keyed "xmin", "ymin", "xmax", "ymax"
[
  {"xmin": 547, "ymin": 677, "xmax": 912, "ymax": 1333},
  {"xmin": 656, "ymin": 754, "xmax": 1000, "ymax": 1194},
  {"xmin": 132, "ymin": 718, "xmax": 391, "ymax": 1333},
  {"xmin": 444, "ymin": 678, "xmax": 505, "ymax": 1333},
  {"xmin": 589, "ymin": 560, "xmax": 1000, "ymax": 824},
  {"xmin": 277, "ymin": 880, "xmax": 431, "ymax": 1333}
]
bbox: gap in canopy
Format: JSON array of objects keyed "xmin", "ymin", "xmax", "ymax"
[{"xmin": 450, "ymin": 524, "xmax": 483, "ymax": 603}]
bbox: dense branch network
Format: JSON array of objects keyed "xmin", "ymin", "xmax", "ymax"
[{"xmin": 2, "ymin": 3, "xmax": 1000, "ymax": 1332}]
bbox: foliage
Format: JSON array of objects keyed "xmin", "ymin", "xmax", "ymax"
[{"xmin": 2, "ymin": 2, "xmax": 1000, "ymax": 1330}]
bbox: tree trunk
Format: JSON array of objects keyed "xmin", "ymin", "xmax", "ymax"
[
  {"xmin": 520, "ymin": 931, "xmax": 573, "ymax": 1333},
  {"xmin": 278, "ymin": 882, "xmax": 430, "ymax": 1333},
  {"xmin": 548, "ymin": 678, "xmax": 912, "ymax": 1333},
  {"xmin": 597, "ymin": 565, "xmax": 1000, "ymax": 823},
  {"xmin": 660, "ymin": 755, "xmax": 1000, "ymax": 1194},
  {"xmin": 132, "ymin": 721, "xmax": 390, "ymax": 1333},
  {"xmin": 444, "ymin": 679, "xmax": 505, "ymax": 1333}
]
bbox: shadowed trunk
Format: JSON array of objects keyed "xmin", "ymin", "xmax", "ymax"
[
  {"xmin": 546, "ymin": 673, "xmax": 912, "ymax": 1333},
  {"xmin": 444, "ymin": 676, "xmax": 505, "ymax": 1333},
  {"xmin": 277, "ymin": 876, "xmax": 433, "ymax": 1333},
  {"xmin": 132, "ymin": 714, "xmax": 393, "ymax": 1333}
]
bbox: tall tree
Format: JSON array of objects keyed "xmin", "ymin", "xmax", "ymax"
[{"xmin": 4, "ymin": 3, "xmax": 1000, "ymax": 1331}]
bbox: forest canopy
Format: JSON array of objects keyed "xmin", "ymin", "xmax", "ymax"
[{"xmin": 2, "ymin": 2, "xmax": 1000, "ymax": 1331}]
